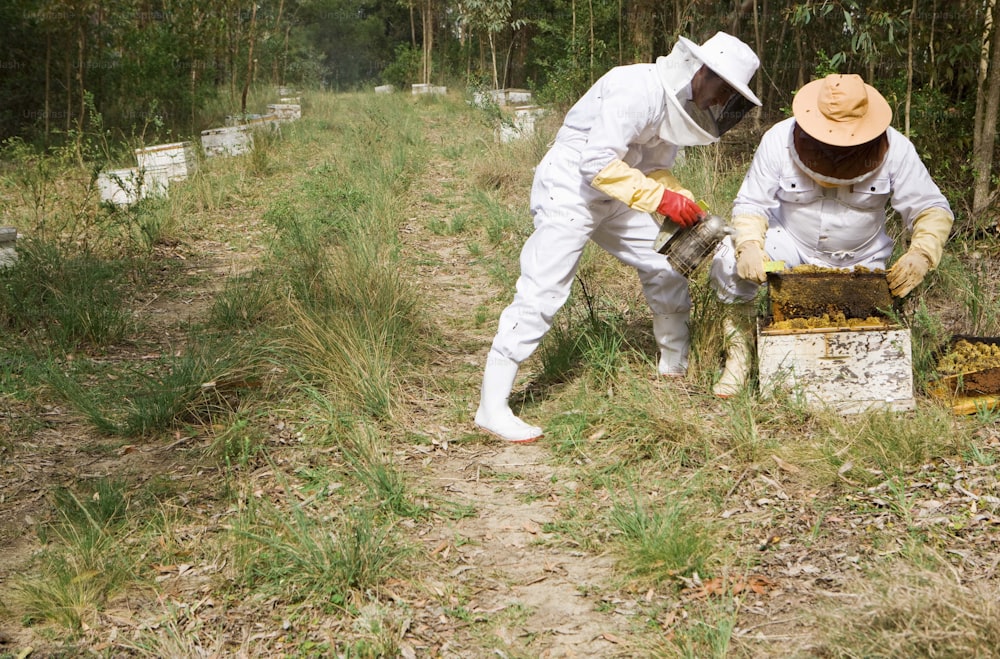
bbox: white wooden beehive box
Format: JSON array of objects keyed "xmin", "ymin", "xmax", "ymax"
[{"xmin": 757, "ymin": 324, "xmax": 915, "ymax": 414}]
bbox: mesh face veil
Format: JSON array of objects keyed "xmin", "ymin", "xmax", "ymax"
[{"xmin": 681, "ymin": 89, "xmax": 754, "ymax": 138}]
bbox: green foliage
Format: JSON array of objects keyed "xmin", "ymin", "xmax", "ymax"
[
  {"xmin": 41, "ymin": 333, "xmax": 268, "ymax": 438},
  {"xmin": 380, "ymin": 44, "xmax": 422, "ymax": 89},
  {"xmin": 235, "ymin": 498, "xmax": 408, "ymax": 608},
  {"xmin": 15, "ymin": 480, "xmax": 137, "ymax": 632},
  {"xmin": 0, "ymin": 240, "xmax": 137, "ymax": 350},
  {"xmin": 609, "ymin": 485, "xmax": 716, "ymax": 581},
  {"xmin": 209, "ymin": 269, "xmax": 279, "ymax": 331}
]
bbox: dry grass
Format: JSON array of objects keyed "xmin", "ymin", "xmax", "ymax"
[{"xmin": 811, "ymin": 558, "xmax": 1000, "ymax": 658}]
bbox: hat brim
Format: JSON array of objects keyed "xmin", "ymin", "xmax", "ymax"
[
  {"xmin": 679, "ymin": 36, "xmax": 762, "ymax": 107},
  {"xmin": 792, "ymin": 77, "xmax": 892, "ymax": 147}
]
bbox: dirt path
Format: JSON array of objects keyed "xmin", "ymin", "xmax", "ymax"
[{"xmin": 391, "ymin": 120, "xmax": 653, "ymax": 656}]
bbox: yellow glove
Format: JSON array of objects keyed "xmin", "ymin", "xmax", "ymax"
[
  {"xmin": 591, "ymin": 161, "xmax": 701, "ymax": 224},
  {"xmin": 730, "ymin": 213, "xmax": 769, "ymax": 283},
  {"xmin": 886, "ymin": 206, "xmax": 952, "ymax": 297},
  {"xmin": 887, "ymin": 250, "xmax": 931, "ymax": 297},
  {"xmin": 908, "ymin": 206, "xmax": 953, "ymax": 268},
  {"xmin": 732, "ymin": 213, "xmax": 768, "ymax": 251},
  {"xmin": 591, "ymin": 159, "xmax": 664, "ymax": 213},
  {"xmin": 647, "ymin": 169, "xmax": 692, "ymax": 197},
  {"xmin": 736, "ymin": 242, "xmax": 768, "ymax": 283}
]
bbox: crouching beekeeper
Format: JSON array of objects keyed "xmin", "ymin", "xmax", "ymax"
[
  {"xmin": 475, "ymin": 32, "xmax": 763, "ymax": 442},
  {"xmin": 709, "ymin": 73, "xmax": 954, "ymax": 397}
]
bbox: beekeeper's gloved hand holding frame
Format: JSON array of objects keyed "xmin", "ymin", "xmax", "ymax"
[{"xmin": 887, "ymin": 207, "xmax": 952, "ymax": 297}]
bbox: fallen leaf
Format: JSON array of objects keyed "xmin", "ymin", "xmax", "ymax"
[
  {"xmin": 601, "ymin": 632, "xmax": 623, "ymax": 644},
  {"xmin": 772, "ymin": 455, "xmax": 800, "ymax": 474}
]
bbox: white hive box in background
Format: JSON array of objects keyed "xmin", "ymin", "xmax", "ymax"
[
  {"xmin": 412, "ymin": 84, "xmax": 446, "ymax": 95},
  {"xmin": 134, "ymin": 141, "xmax": 197, "ymax": 182},
  {"xmin": 201, "ymin": 125, "xmax": 253, "ymax": 157},
  {"xmin": 267, "ymin": 103, "xmax": 301, "ymax": 122},
  {"xmin": 0, "ymin": 226, "xmax": 18, "ymax": 269},
  {"xmin": 476, "ymin": 88, "xmax": 533, "ymax": 107},
  {"xmin": 497, "ymin": 105, "xmax": 546, "ymax": 143},
  {"xmin": 97, "ymin": 167, "xmax": 168, "ymax": 206},
  {"xmin": 225, "ymin": 113, "xmax": 280, "ymax": 130},
  {"xmin": 374, "ymin": 85, "xmax": 394, "ymax": 94},
  {"xmin": 505, "ymin": 88, "xmax": 532, "ymax": 104},
  {"xmin": 757, "ymin": 325, "xmax": 915, "ymax": 414}
]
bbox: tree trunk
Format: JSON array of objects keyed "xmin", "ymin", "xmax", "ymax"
[
  {"xmin": 627, "ymin": 0, "xmax": 655, "ymax": 63},
  {"xmin": 973, "ymin": 3, "xmax": 1000, "ymax": 224},
  {"xmin": 905, "ymin": 0, "xmax": 915, "ymax": 136},
  {"xmin": 929, "ymin": 0, "xmax": 937, "ymax": 89},
  {"xmin": 488, "ymin": 32, "xmax": 498, "ymax": 89},
  {"xmin": 973, "ymin": 0, "xmax": 995, "ymax": 157},
  {"xmin": 571, "ymin": 0, "xmax": 576, "ymax": 67},
  {"xmin": 65, "ymin": 44, "xmax": 72, "ymax": 133},
  {"xmin": 410, "ymin": 1, "xmax": 416, "ymax": 48},
  {"xmin": 765, "ymin": 9, "xmax": 789, "ymax": 111},
  {"xmin": 794, "ymin": 21, "xmax": 805, "ymax": 90},
  {"xmin": 752, "ymin": 0, "xmax": 762, "ymax": 130},
  {"xmin": 241, "ymin": 1, "xmax": 257, "ymax": 113},
  {"xmin": 421, "ymin": 0, "xmax": 434, "ymax": 84},
  {"xmin": 588, "ymin": 0, "xmax": 594, "ymax": 83},
  {"xmin": 618, "ymin": 0, "xmax": 622, "ymax": 64},
  {"xmin": 45, "ymin": 32, "xmax": 51, "ymax": 143}
]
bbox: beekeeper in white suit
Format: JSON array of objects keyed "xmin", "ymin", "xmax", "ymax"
[
  {"xmin": 475, "ymin": 32, "xmax": 762, "ymax": 442},
  {"xmin": 709, "ymin": 73, "xmax": 954, "ymax": 397}
]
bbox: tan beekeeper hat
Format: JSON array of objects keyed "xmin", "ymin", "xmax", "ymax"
[{"xmin": 793, "ymin": 73, "xmax": 892, "ymax": 146}]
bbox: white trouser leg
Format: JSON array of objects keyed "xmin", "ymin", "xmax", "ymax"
[
  {"xmin": 653, "ymin": 312, "xmax": 690, "ymax": 376},
  {"xmin": 474, "ymin": 350, "xmax": 543, "ymax": 443},
  {"xmin": 713, "ymin": 303, "xmax": 755, "ymax": 397}
]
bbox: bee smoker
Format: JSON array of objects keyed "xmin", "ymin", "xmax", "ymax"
[{"xmin": 653, "ymin": 214, "xmax": 733, "ymax": 278}]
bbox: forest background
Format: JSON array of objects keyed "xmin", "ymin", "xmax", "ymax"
[{"xmin": 2, "ymin": 0, "xmax": 1000, "ymax": 224}]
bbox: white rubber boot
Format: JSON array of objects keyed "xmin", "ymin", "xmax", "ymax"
[
  {"xmin": 714, "ymin": 304, "xmax": 754, "ymax": 397},
  {"xmin": 474, "ymin": 350, "xmax": 543, "ymax": 443},
  {"xmin": 652, "ymin": 312, "xmax": 690, "ymax": 377}
]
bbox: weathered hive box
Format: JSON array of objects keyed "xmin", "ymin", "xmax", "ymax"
[
  {"xmin": 0, "ymin": 226, "xmax": 18, "ymax": 269},
  {"xmin": 411, "ymin": 83, "xmax": 447, "ymax": 95},
  {"xmin": 758, "ymin": 324, "xmax": 914, "ymax": 413},
  {"xmin": 97, "ymin": 167, "xmax": 168, "ymax": 206},
  {"xmin": 497, "ymin": 105, "xmax": 546, "ymax": 143},
  {"xmin": 225, "ymin": 113, "xmax": 280, "ymax": 130},
  {"xmin": 477, "ymin": 88, "xmax": 533, "ymax": 107},
  {"xmin": 201, "ymin": 125, "xmax": 253, "ymax": 157},
  {"xmin": 134, "ymin": 141, "xmax": 197, "ymax": 182},
  {"xmin": 374, "ymin": 85, "xmax": 394, "ymax": 94},
  {"xmin": 759, "ymin": 268, "xmax": 911, "ymax": 413},
  {"xmin": 267, "ymin": 103, "xmax": 301, "ymax": 122}
]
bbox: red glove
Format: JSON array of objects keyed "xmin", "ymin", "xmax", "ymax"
[{"xmin": 657, "ymin": 189, "xmax": 702, "ymax": 228}]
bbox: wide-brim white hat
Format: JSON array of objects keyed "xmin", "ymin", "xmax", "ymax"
[{"xmin": 679, "ymin": 32, "xmax": 762, "ymax": 107}]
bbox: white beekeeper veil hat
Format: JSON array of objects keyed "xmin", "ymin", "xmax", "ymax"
[
  {"xmin": 680, "ymin": 32, "xmax": 762, "ymax": 108},
  {"xmin": 655, "ymin": 32, "xmax": 761, "ymax": 145}
]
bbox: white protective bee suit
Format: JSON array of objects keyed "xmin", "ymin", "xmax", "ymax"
[
  {"xmin": 709, "ymin": 74, "xmax": 953, "ymax": 397},
  {"xmin": 475, "ymin": 32, "xmax": 761, "ymax": 442},
  {"xmin": 710, "ymin": 117, "xmax": 954, "ymax": 303}
]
